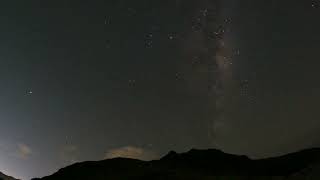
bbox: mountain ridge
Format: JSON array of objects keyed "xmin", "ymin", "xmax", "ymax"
[
  {"xmin": 32, "ymin": 148, "xmax": 320, "ymax": 180},
  {"xmin": 0, "ymin": 171, "xmax": 19, "ymax": 180}
]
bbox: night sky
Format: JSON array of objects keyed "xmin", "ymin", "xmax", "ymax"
[{"xmin": 0, "ymin": 0, "xmax": 319, "ymax": 179}]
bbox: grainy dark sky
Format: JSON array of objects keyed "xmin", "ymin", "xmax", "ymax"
[{"xmin": 0, "ymin": 0, "xmax": 319, "ymax": 179}]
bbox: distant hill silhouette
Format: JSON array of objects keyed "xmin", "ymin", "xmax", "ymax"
[
  {"xmin": 0, "ymin": 172, "xmax": 19, "ymax": 180},
  {"xmin": 32, "ymin": 148, "xmax": 320, "ymax": 180}
]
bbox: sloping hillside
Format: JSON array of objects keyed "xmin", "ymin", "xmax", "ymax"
[{"xmin": 32, "ymin": 148, "xmax": 320, "ymax": 180}]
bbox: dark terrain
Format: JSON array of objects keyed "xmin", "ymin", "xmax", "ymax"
[
  {"xmin": 31, "ymin": 148, "xmax": 320, "ymax": 180},
  {"xmin": 0, "ymin": 172, "xmax": 19, "ymax": 180}
]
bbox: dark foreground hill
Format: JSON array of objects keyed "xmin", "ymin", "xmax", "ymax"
[
  {"xmin": 0, "ymin": 172, "xmax": 19, "ymax": 180},
  {"xmin": 33, "ymin": 148, "xmax": 320, "ymax": 180}
]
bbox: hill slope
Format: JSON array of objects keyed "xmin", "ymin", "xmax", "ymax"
[
  {"xmin": 0, "ymin": 171, "xmax": 19, "ymax": 180},
  {"xmin": 33, "ymin": 148, "xmax": 320, "ymax": 180}
]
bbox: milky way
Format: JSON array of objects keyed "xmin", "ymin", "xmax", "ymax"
[
  {"xmin": 1, "ymin": 1, "xmax": 319, "ymax": 179},
  {"xmin": 177, "ymin": 0, "xmax": 236, "ymax": 147}
]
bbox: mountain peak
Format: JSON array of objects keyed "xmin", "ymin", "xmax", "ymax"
[
  {"xmin": 160, "ymin": 150, "xmax": 178, "ymax": 160},
  {"xmin": 33, "ymin": 148, "xmax": 320, "ymax": 180}
]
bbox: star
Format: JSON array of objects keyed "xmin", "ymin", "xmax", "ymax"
[{"xmin": 26, "ymin": 90, "xmax": 33, "ymax": 95}]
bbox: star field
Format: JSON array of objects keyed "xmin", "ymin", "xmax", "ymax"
[{"xmin": 0, "ymin": 0, "xmax": 319, "ymax": 179}]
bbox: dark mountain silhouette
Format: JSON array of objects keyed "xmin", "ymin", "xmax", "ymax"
[
  {"xmin": 0, "ymin": 171, "xmax": 19, "ymax": 180},
  {"xmin": 32, "ymin": 148, "xmax": 320, "ymax": 180}
]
